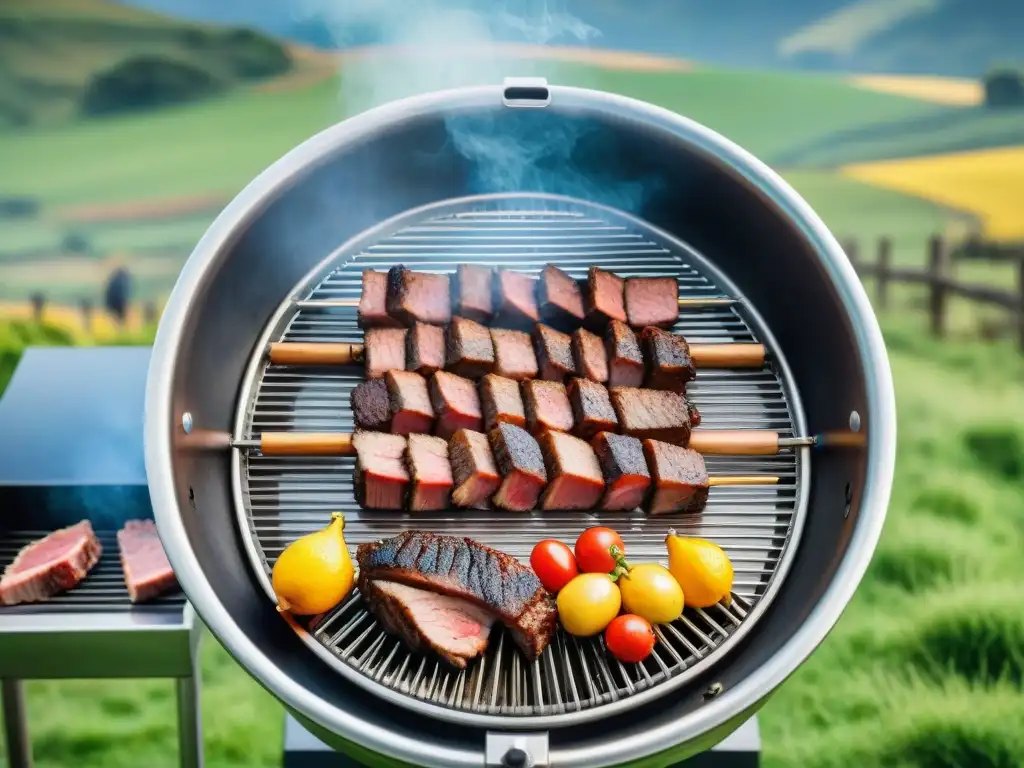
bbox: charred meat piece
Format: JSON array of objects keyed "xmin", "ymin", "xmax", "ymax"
[
  {"xmin": 386, "ymin": 266, "xmax": 452, "ymax": 326},
  {"xmin": 641, "ymin": 327, "xmax": 696, "ymax": 392},
  {"xmin": 118, "ymin": 520, "xmax": 178, "ymax": 604},
  {"xmin": 480, "ymin": 374, "xmax": 526, "ymax": 431},
  {"xmin": 453, "ymin": 264, "xmax": 494, "ymax": 324},
  {"xmin": 449, "ymin": 429, "xmax": 502, "ymax": 509},
  {"xmin": 0, "ymin": 521, "xmax": 102, "ymax": 606},
  {"xmin": 566, "ymin": 377, "xmax": 618, "ymax": 439},
  {"xmin": 430, "ymin": 371, "xmax": 482, "ymax": 440},
  {"xmin": 533, "ymin": 323, "xmax": 576, "ymax": 382},
  {"xmin": 538, "ymin": 430, "xmax": 605, "ymax": 511},
  {"xmin": 495, "ymin": 269, "xmax": 539, "ymax": 328},
  {"xmin": 358, "ymin": 269, "xmax": 402, "ymax": 328},
  {"xmin": 610, "ymin": 387, "xmax": 693, "ymax": 445},
  {"xmin": 571, "ymin": 327, "xmax": 608, "ymax": 383},
  {"xmin": 688, "ymin": 401, "xmax": 702, "ymax": 428},
  {"xmin": 522, "ymin": 380, "xmax": 574, "ymax": 437},
  {"xmin": 406, "ymin": 434, "xmax": 454, "ymax": 512},
  {"xmin": 591, "ymin": 432, "xmax": 651, "ymax": 511},
  {"xmin": 490, "ymin": 328, "xmax": 538, "ymax": 381},
  {"xmin": 643, "ymin": 440, "xmax": 709, "ymax": 515},
  {"xmin": 386, "ymin": 370, "xmax": 435, "ymax": 436},
  {"xmin": 537, "ymin": 265, "xmax": 585, "ymax": 325},
  {"xmin": 605, "ymin": 320, "xmax": 645, "ymax": 388},
  {"xmin": 357, "ymin": 531, "xmax": 557, "ymax": 661},
  {"xmin": 407, "ymin": 322, "xmax": 446, "ymax": 376},
  {"xmin": 625, "ymin": 277, "xmax": 678, "ymax": 329},
  {"xmin": 351, "ymin": 378, "xmax": 392, "ymax": 432},
  {"xmin": 489, "ymin": 422, "xmax": 547, "ymax": 512},
  {"xmin": 359, "ymin": 576, "xmax": 495, "ymax": 669},
  {"xmin": 446, "ymin": 316, "xmax": 495, "ymax": 379},
  {"xmin": 364, "ymin": 327, "xmax": 407, "ymax": 380},
  {"xmin": 586, "ymin": 267, "xmax": 627, "ymax": 328},
  {"xmin": 353, "ymin": 431, "xmax": 409, "ymax": 510}
]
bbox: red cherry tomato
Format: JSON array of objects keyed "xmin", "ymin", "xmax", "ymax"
[
  {"xmin": 574, "ymin": 527, "xmax": 625, "ymax": 574},
  {"xmin": 604, "ymin": 614, "xmax": 656, "ymax": 664},
  {"xmin": 530, "ymin": 539, "xmax": 578, "ymax": 593}
]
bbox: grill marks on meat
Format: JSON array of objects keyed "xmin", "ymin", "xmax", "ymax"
[
  {"xmin": 591, "ymin": 432, "xmax": 651, "ymax": 511},
  {"xmin": 430, "ymin": 371, "xmax": 482, "ymax": 440},
  {"xmin": 449, "ymin": 429, "xmax": 502, "ymax": 509},
  {"xmin": 642, "ymin": 327, "xmax": 695, "ymax": 392},
  {"xmin": 446, "ymin": 316, "xmax": 495, "ymax": 379},
  {"xmin": 567, "ymin": 377, "xmax": 618, "ymax": 439},
  {"xmin": 364, "ymin": 327, "xmax": 407, "ymax": 379},
  {"xmin": 572, "ymin": 327, "xmax": 608, "ymax": 383},
  {"xmin": 0, "ymin": 520, "xmax": 102, "ymax": 606},
  {"xmin": 539, "ymin": 431, "xmax": 604, "ymax": 511},
  {"xmin": 357, "ymin": 531, "xmax": 556, "ymax": 662},
  {"xmin": 643, "ymin": 440, "xmax": 709, "ymax": 514},
  {"xmin": 353, "ymin": 432, "xmax": 409, "ymax": 510},
  {"xmin": 625, "ymin": 277, "xmax": 678, "ymax": 329},
  {"xmin": 480, "ymin": 374, "xmax": 526, "ymax": 431},
  {"xmin": 358, "ymin": 269, "xmax": 402, "ymax": 328},
  {"xmin": 407, "ymin": 322, "xmax": 446, "ymax": 376},
  {"xmin": 351, "ymin": 378, "xmax": 392, "ymax": 431},
  {"xmin": 495, "ymin": 269, "xmax": 539, "ymax": 327},
  {"xmin": 522, "ymin": 380, "xmax": 574, "ymax": 437},
  {"xmin": 386, "ymin": 266, "xmax": 451, "ymax": 326},
  {"xmin": 610, "ymin": 387, "xmax": 693, "ymax": 445},
  {"xmin": 406, "ymin": 434, "xmax": 454, "ymax": 511},
  {"xmin": 586, "ymin": 267, "xmax": 627, "ymax": 327},
  {"xmin": 605, "ymin": 321, "xmax": 644, "ymax": 388},
  {"xmin": 118, "ymin": 519, "xmax": 178, "ymax": 604},
  {"xmin": 538, "ymin": 265, "xmax": 585, "ymax": 325},
  {"xmin": 454, "ymin": 264, "xmax": 494, "ymax": 324},
  {"xmin": 489, "ymin": 423, "xmax": 547, "ymax": 512},
  {"xmin": 532, "ymin": 324, "xmax": 576, "ymax": 382},
  {"xmin": 490, "ymin": 329, "xmax": 538, "ymax": 381},
  {"xmin": 386, "ymin": 370, "xmax": 435, "ymax": 436}
]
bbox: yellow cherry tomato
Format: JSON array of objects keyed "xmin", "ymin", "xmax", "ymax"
[
  {"xmin": 556, "ymin": 573, "xmax": 622, "ymax": 637},
  {"xmin": 616, "ymin": 562, "xmax": 684, "ymax": 625}
]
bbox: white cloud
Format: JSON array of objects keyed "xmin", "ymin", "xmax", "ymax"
[{"xmin": 779, "ymin": 0, "xmax": 941, "ymax": 58}]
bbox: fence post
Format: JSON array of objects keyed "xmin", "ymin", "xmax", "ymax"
[
  {"xmin": 29, "ymin": 292, "xmax": 45, "ymax": 323},
  {"xmin": 927, "ymin": 234, "xmax": 950, "ymax": 339},
  {"xmin": 1017, "ymin": 252, "xmax": 1024, "ymax": 353},
  {"xmin": 876, "ymin": 237, "xmax": 892, "ymax": 310},
  {"xmin": 79, "ymin": 299, "xmax": 94, "ymax": 334}
]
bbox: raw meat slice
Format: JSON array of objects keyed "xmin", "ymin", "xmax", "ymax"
[
  {"xmin": 489, "ymin": 422, "xmax": 547, "ymax": 512},
  {"xmin": 407, "ymin": 322, "xmax": 446, "ymax": 376},
  {"xmin": 364, "ymin": 327, "xmax": 407, "ymax": 379},
  {"xmin": 449, "ymin": 429, "xmax": 502, "ymax": 509},
  {"xmin": 642, "ymin": 440, "xmax": 709, "ymax": 515},
  {"xmin": 480, "ymin": 374, "xmax": 526, "ymax": 431},
  {"xmin": 406, "ymin": 434, "xmax": 454, "ymax": 511},
  {"xmin": 386, "ymin": 266, "xmax": 451, "ymax": 326},
  {"xmin": 641, "ymin": 327, "xmax": 695, "ymax": 392},
  {"xmin": 118, "ymin": 519, "xmax": 178, "ymax": 604},
  {"xmin": 495, "ymin": 269, "xmax": 539, "ymax": 327},
  {"xmin": 538, "ymin": 430, "xmax": 605, "ymax": 511},
  {"xmin": 353, "ymin": 431, "xmax": 409, "ymax": 510},
  {"xmin": 610, "ymin": 387, "xmax": 693, "ymax": 445},
  {"xmin": 490, "ymin": 328, "xmax": 538, "ymax": 381},
  {"xmin": 591, "ymin": 432, "xmax": 651, "ymax": 511},
  {"xmin": 358, "ymin": 269, "xmax": 402, "ymax": 328},
  {"xmin": 605, "ymin": 320, "xmax": 644, "ymax": 388},
  {"xmin": 430, "ymin": 371, "xmax": 482, "ymax": 441},
  {"xmin": 566, "ymin": 377, "xmax": 618, "ymax": 439},
  {"xmin": 522, "ymin": 380, "xmax": 574, "ymax": 436},
  {"xmin": 0, "ymin": 520, "xmax": 102, "ymax": 606},
  {"xmin": 386, "ymin": 370, "xmax": 435, "ymax": 436},
  {"xmin": 585, "ymin": 267, "xmax": 627, "ymax": 327},
  {"xmin": 537, "ymin": 265, "xmax": 585, "ymax": 325},
  {"xmin": 571, "ymin": 327, "xmax": 608, "ymax": 383},
  {"xmin": 351, "ymin": 378, "xmax": 392, "ymax": 432},
  {"xmin": 453, "ymin": 264, "xmax": 494, "ymax": 324},
  {"xmin": 532, "ymin": 323, "xmax": 576, "ymax": 382},
  {"xmin": 625, "ymin": 277, "xmax": 678, "ymax": 328},
  {"xmin": 446, "ymin": 316, "xmax": 495, "ymax": 379}
]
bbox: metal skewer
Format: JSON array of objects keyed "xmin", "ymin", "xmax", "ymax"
[{"xmin": 293, "ymin": 296, "xmax": 739, "ymax": 310}]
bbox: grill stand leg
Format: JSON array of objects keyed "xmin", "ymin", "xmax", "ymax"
[
  {"xmin": 2, "ymin": 678, "xmax": 32, "ymax": 768},
  {"xmin": 176, "ymin": 666, "xmax": 204, "ymax": 768}
]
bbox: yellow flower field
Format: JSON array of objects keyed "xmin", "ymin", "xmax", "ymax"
[
  {"xmin": 0, "ymin": 301, "xmax": 160, "ymax": 343},
  {"xmin": 842, "ymin": 146, "xmax": 1024, "ymax": 242}
]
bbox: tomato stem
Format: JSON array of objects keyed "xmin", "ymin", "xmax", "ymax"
[{"xmin": 607, "ymin": 544, "xmax": 631, "ymax": 582}]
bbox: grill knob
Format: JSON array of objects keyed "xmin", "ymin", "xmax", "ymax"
[{"xmin": 503, "ymin": 746, "xmax": 530, "ymax": 767}]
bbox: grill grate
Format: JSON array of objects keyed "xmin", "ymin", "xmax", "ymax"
[{"xmin": 233, "ymin": 194, "xmax": 808, "ymax": 725}]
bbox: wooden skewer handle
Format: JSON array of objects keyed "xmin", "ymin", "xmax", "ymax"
[
  {"xmin": 708, "ymin": 476, "xmax": 779, "ymax": 487},
  {"xmin": 259, "ymin": 433, "xmax": 354, "ymax": 456},
  {"xmin": 688, "ymin": 430, "xmax": 779, "ymax": 455},
  {"xmin": 690, "ymin": 343, "xmax": 765, "ymax": 369},
  {"xmin": 268, "ymin": 343, "xmax": 363, "ymax": 366}
]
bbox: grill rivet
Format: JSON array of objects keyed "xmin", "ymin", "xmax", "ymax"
[
  {"xmin": 849, "ymin": 410, "xmax": 861, "ymax": 432},
  {"xmin": 503, "ymin": 747, "xmax": 530, "ymax": 767},
  {"xmin": 181, "ymin": 412, "xmax": 193, "ymax": 434},
  {"xmin": 703, "ymin": 682, "xmax": 724, "ymax": 700}
]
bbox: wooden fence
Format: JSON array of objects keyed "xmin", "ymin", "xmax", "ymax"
[{"xmin": 844, "ymin": 235, "xmax": 1024, "ymax": 352}]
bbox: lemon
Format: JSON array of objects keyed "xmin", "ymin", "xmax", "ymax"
[
  {"xmin": 665, "ymin": 531, "xmax": 734, "ymax": 609},
  {"xmin": 617, "ymin": 563, "xmax": 684, "ymax": 625},
  {"xmin": 272, "ymin": 512, "xmax": 355, "ymax": 615}
]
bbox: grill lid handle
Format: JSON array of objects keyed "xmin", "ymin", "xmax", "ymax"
[
  {"xmin": 502, "ymin": 77, "xmax": 551, "ymax": 108},
  {"xmin": 486, "ymin": 731, "xmax": 549, "ymax": 767}
]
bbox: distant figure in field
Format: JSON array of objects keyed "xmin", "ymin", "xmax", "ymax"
[{"xmin": 104, "ymin": 267, "xmax": 132, "ymax": 326}]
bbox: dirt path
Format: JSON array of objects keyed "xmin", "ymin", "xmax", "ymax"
[{"xmin": 54, "ymin": 193, "xmax": 229, "ymax": 224}]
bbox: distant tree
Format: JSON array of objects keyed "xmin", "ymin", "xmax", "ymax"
[
  {"xmin": 219, "ymin": 28, "xmax": 292, "ymax": 80},
  {"xmin": 983, "ymin": 67, "xmax": 1024, "ymax": 108},
  {"xmin": 61, "ymin": 231, "xmax": 92, "ymax": 255},
  {"xmin": 104, "ymin": 268, "xmax": 132, "ymax": 326},
  {"xmin": 80, "ymin": 56, "xmax": 223, "ymax": 117},
  {"xmin": 29, "ymin": 292, "xmax": 46, "ymax": 322},
  {"xmin": 0, "ymin": 197, "xmax": 39, "ymax": 219}
]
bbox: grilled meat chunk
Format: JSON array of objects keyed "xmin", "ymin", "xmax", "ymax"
[
  {"xmin": 605, "ymin": 320, "xmax": 645, "ymax": 388},
  {"xmin": 359, "ymin": 576, "xmax": 495, "ymax": 669},
  {"xmin": 406, "ymin": 434, "xmax": 454, "ymax": 512},
  {"xmin": 446, "ymin": 316, "xmax": 495, "ymax": 379},
  {"xmin": 118, "ymin": 519, "xmax": 178, "ymax": 604},
  {"xmin": 353, "ymin": 432, "xmax": 409, "ymax": 510},
  {"xmin": 430, "ymin": 371, "xmax": 482, "ymax": 440},
  {"xmin": 357, "ymin": 531, "xmax": 557, "ymax": 661},
  {"xmin": 538, "ymin": 265, "xmax": 585, "ymax": 325},
  {"xmin": 688, "ymin": 401, "xmax": 702, "ymax": 428},
  {"xmin": 586, "ymin": 267, "xmax": 627, "ymax": 328},
  {"xmin": 522, "ymin": 379, "xmax": 574, "ymax": 437},
  {"xmin": 532, "ymin": 323, "xmax": 576, "ymax": 382},
  {"xmin": 0, "ymin": 520, "xmax": 102, "ymax": 606},
  {"xmin": 642, "ymin": 327, "xmax": 695, "ymax": 392},
  {"xmin": 358, "ymin": 269, "xmax": 402, "ymax": 328},
  {"xmin": 538, "ymin": 430, "xmax": 605, "ymax": 511},
  {"xmin": 625, "ymin": 277, "xmax": 678, "ymax": 329},
  {"xmin": 364, "ymin": 327, "xmax": 407, "ymax": 379},
  {"xmin": 490, "ymin": 328, "xmax": 538, "ymax": 381},
  {"xmin": 386, "ymin": 266, "xmax": 452, "ymax": 326},
  {"xmin": 495, "ymin": 269, "xmax": 539, "ymax": 328},
  {"xmin": 566, "ymin": 377, "xmax": 618, "ymax": 439},
  {"xmin": 351, "ymin": 378, "xmax": 392, "ymax": 432},
  {"xmin": 386, "ymin": 370, "xmax": 435, "ymax": 436},
  {"xmin": 407, "ymin": 322, "xmax": 446, "ymax": 376},
  {"xmin": 610, "ymin": 387, "xmax": 693, "ymax": 445},
  {"xmin": 571, "ymin": 327, "xmax": 608, "ymax": 383},
  {"xmin": 591, "ymin": 432, "xmax": 651, "ymax": 511},
  {"xmin": 489, "ymin": 422, "xmax": 547, "ymax": 512},
  {"xmin": 454, "ymin": 264, "xmax": 494, "ymax": 324},
  {"xmin": 480, "ymin": 373, "xmax": 526, "ymax": 431},
  {"xmin": 449, "ymin": 429, "xmax": 502, "ymax": 509},
  {"xmin": 643, "ymin": 440, "xmax": 709, "ymax": 515}
]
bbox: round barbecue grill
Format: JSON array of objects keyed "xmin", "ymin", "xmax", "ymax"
[{"xmin": 145, "ymin": 79, "xmax": 896, "ymax": 767}]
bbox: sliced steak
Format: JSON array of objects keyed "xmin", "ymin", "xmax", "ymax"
[
  {"xmin": 449, "ymin": 429, "xmax": 502, "ymax": 509},
  {"xmin": 642, "ymin": 327, "xmax": 695, "ymax": 392},
  {"xmin": 522, "ymin": 379, "xmax": 574, "ymax": 437},
  {"xmin": 446, "ymin": 316, "xmax": 495, "ymax": 379},
  {"xmin": 357, "ymin": 531, "xmax": 557, "ymax": 661},
  {"xmin": 0, "ymin": 520, "xmax": 102, "ymax": 606},
  {"xmin": 625, "ymin": 277, "xmax": 678, "ymax": 329},
  {"xmin": 610, "ymin": 387, "xmax": 693, "ymax": 445},
  {"xmin": 480, "ymin": 373, "xmax": 526, "ymax": 431},
  {"xmin": 351, "ymin": 378, "xmax": 392, "ymax": 432},
  {"xmin": 532, "ymin": 323, "xmax": 576, "ymax": 382},
  {"xmin": 386, "ymin": 266, "xmax": 452, "ymax": 326},
  {"xmin": 605, "ymin": 320, "xmax": 645, "ymax": 388},
  {"xmin": 386, "ymin": 370, "xmax": 435, "ymax": 436},
  {"xmin": 591, "ymin": 432, "xmax": 651, "ymax": 511},
  {"xmin": 353, "ymin": 431, "xmax": 409, "ymax": 510},
  {"xmin": 453, "ymin": 264, "xmax": 494, "ymax": 324},
  {"xmin": 358, "ymin": 269, "xmax": 402, "ymax": 328},
  {"xmin": 490, "ymin": 328, "xmax": 538, "ymax": 381},
  {"xmin": 538, "ymin": 430, "xmax": 604, "ymax": 511},
  {"xmin": 537, "ymin": 265, "xmax": 585, "ymax": 325},
  {"xmin": 406, "ymin": 434, "xmax": 454, "ymax": 512},
  {"xmin": 643, "ymin": 440, "xmax": 709, "ymax": 515},
  {"xmin": 360, "ymin": 576, "xmax": 495, "ymax": 669},
  {"xmin": 571, "ymin": 327, "xmax": 608, "ymax": 383},
  {"xmin": 407, "ymin": 322, "xmax": 446, "ymax": 376},
  {"xmin": 566, "ymin": 377, "xmax": 618, "ymax": 439},
  {"xmin": 585, "ymin": 266, "xmax": 627, "ymax": 328},
  {"xmin": 118, "ymin": 519, "xmax": 178, "ymax": 604},
  {"xmin": 430, "ymin": 371, "xmax": 482, "ymax": 440},
  {"xmin": 364, "ymin": 327, "xmax": 407, "ymax": 379},
  {"xmin": 495, "ymin": 269, "xmax": 539, "ymax": 328},
  {"xmin": 489, "ymin": 422, "xmax": 547, "ymax": 512}
]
